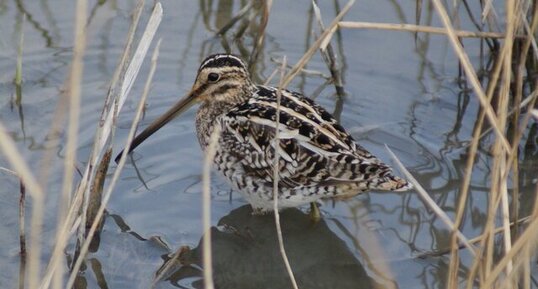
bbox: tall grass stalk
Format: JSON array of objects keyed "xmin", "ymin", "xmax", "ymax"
[
  {"xmin": 201, "ymin": 127, "xmax": 220, "ymax": 289},
  {"xmin": 272, "ymin": 56, "xmax": 299, "ymax": 289},
  {"xmin": 51, "ymin": 0, "xmax": 88, "ymax": 288}
]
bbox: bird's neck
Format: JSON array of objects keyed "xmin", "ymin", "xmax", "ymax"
[{"xmin": 194, "ymin": 96, "xmax": 246, "ymax": 149}]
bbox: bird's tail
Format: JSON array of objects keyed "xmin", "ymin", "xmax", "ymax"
[{"xmin": 370, "ymin": 174, "xmax": 413, "ymax": 191}]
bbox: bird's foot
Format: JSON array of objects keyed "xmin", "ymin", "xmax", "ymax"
[{"xmin": 309, "ymin": 202, "xmax": 321, "ymax": 223}]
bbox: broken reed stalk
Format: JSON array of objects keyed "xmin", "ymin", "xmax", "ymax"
[
  {"xmin": 79, "ymin": 0, "xmax": 146, "ymax": 242},
  {"xmin": 39, "ymin": 2, "xmax": 160, "ymax": 288},
  {"xmin": 65, "ymin": 38, "xmax": 163, "ymax": 289},
  {"xmin": 75, "ymin": 0, "xmax": 144, "ymax": 257},
  {"xmin": 312, "ymin": 1, "xmax": 345, "ymax": 98},
  {"xmin": 86, "ymin": 149, "xmax": 112, "ymax": 231},
  {"xmin": 273, "ymin": 56, "xmax": 299, "ymax": 289}
]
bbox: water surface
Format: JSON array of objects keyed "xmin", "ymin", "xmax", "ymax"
[{"xmin": 0, "ymin": 0, "xmax": 536, "ymax": 288}]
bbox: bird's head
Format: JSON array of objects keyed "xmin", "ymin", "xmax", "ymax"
[{"xmin": 115, "ymin": 54, "xmax": 252, "ymax": 162}]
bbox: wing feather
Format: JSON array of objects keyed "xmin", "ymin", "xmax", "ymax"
[{"xmin": 218, "ymin": 86, "xmax": 395, "ymax": 190}]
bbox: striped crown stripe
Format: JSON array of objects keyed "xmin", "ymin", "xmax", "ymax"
[{"xmin": 199, "ymin": 54, "xmax": 246, "ymax": 71}]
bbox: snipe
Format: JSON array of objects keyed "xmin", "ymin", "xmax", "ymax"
[{"xmin": 118, "ymin": 54, "xmax": 411, "ymax": 218}]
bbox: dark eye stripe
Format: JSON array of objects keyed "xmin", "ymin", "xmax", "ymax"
[{"xmin": 212, "ymin": 84, "xmax": 239, "ymax": 95}]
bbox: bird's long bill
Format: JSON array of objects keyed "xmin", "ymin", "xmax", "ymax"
[{"xmin": 115, "ymin": 91, "xmax": 197, "ymax": 163}]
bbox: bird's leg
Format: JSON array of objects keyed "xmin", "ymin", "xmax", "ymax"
[{"xmin": 309, "ymin": 202, "xmax": 321, "ymax": 222}]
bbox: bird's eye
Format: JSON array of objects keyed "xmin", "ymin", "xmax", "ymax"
[{"xmin": 207, "ymin": 73, "xmax": 220, "ymax": 83}]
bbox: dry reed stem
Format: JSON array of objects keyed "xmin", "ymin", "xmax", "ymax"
[
  {"xmin": 65, "ymin": 37, "xmax": 162, "ymax": 289},
  {"xmin": 62, "ymin": 0, "xmax": 87, "ymax": 213},
  {"xmin": 37, "ymin": 81, "xmax": 70, "ymax": 289},
  {"xmin": 431, "ymin": 0, "xmax": 511, "ymax": 152},
  {"xmin": 338, "ymin": 21, "xmax": 515, "ymax": 39},
  {"xmin": 54, "ymin": 1, "xmax": 87, "ymax": 288},
  {"xmin": 282, "ymin": 0, "xmax": 354, "ymax": 88},
  {"xmin": 385, "ymin": 145, "xmax": 477, "ymax": 255},
  {"xmin": 201, "ymin": 127, "xmax": 220, "ymax": 289},
  {"xmin": 497, "ymin": 0, "xmax": 517, "ymax": 278},
  {"xmin": 273, "ymin": 56, "xmax": 299, "ymax": 289},
  {"xmin": 27, "ymin": 0, "xmax": 88, "ymax": 288},
  {"xmin": 14, "ymin": 18, "xmax": 26, "ymax": 289}
]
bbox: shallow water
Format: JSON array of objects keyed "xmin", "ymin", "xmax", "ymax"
[{"xmin": 0, "ymin": 0, "xmax": 537, "ymax": 288}]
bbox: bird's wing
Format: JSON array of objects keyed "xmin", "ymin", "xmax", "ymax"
[{"xmin": 219, "ymin": 86, "xmax": 397, "ymax": 190}]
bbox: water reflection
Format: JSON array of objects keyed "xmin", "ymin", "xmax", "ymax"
[{"xmin": 156, "ymin": 205, "xmax": 377, "ymax": 289}]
